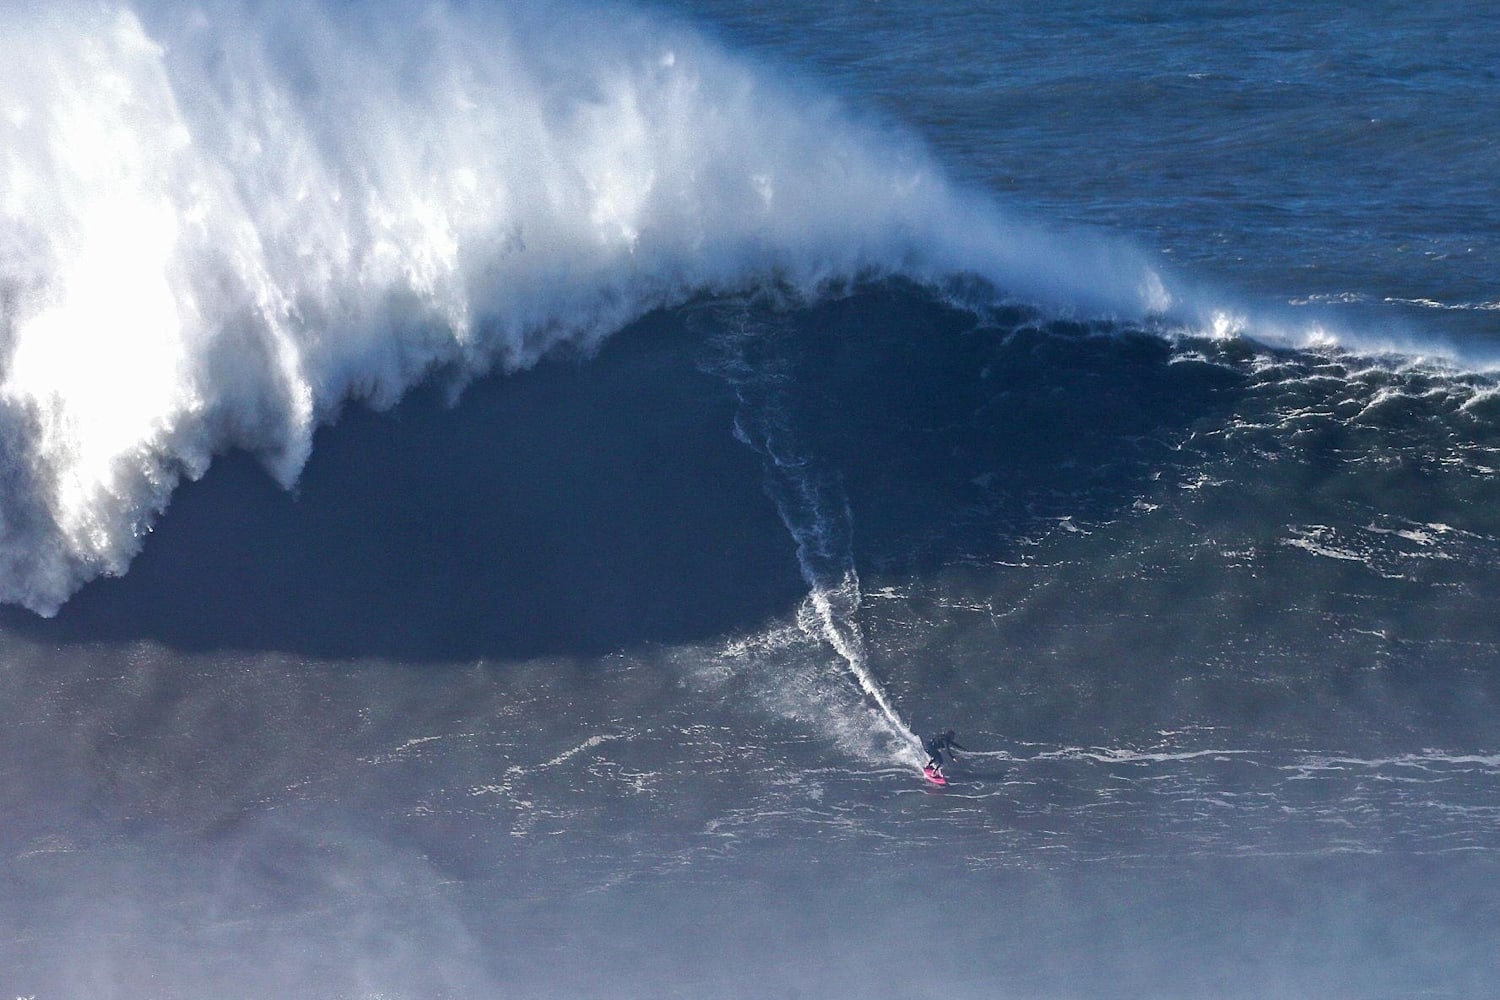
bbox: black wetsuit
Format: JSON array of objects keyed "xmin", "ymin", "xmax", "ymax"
[{"xmin": 924, "ymin": 732, "xmax": 966, "ymax": 769}]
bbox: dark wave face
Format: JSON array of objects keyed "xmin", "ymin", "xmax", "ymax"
[{"xmin": 4, "ymin": 1, "xmax": 1500, "ymax": 998}]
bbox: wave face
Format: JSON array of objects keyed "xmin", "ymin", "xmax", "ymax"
[{"xmin": 0, "ymin": 0, "xmax": 1174, "ymax": 614}]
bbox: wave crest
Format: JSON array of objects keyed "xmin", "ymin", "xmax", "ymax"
[{"xmin": 0, "ymin": 0, "xmax": 1171, "ymax": 613}]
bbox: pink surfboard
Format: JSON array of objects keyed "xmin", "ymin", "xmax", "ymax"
[{"xmin": 922, "ymin": 765, "xmax": 948, "ymax": 787}]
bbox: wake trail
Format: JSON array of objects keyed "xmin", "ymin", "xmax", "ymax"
[{"xmin": 707, "ymin": 309, "xmax": 926, "ymax": 769}]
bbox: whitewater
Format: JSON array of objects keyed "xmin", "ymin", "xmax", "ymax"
[{"xmin": 0, "ymin": 0, "xmax": 1184, "ymax": 615}]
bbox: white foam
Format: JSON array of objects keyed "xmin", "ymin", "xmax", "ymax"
[
  {"xmin": 1385, "ymin": 297, "xmax": 1500, "ymax": 312},
  {"xmin": 0, "ymin": 0, "xmax": 1177, "ymax": 612},
  {"xmin": 539, "ymin": 732, "xmax": 626, "ymax": 770}
]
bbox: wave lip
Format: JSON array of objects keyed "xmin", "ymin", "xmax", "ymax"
[{"xmin": 0, "ymin": 0, "xmax": 1174, "ymax": 614}]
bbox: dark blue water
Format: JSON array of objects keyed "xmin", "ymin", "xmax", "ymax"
[
  {"xmin": 670, "ymin": 0, "xmax": 1500, "ymax": 346},
  {"xmin": 3, "ymin": 1, "xmax": 1499, "ymax": 997}
]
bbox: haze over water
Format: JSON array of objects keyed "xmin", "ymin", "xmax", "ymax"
[{"xmin": 3, "ymin": 2, "xmax": 1499, "ymax": 997}]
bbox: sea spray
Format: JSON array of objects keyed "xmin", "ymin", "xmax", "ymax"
[{"xmin": 0, "ymin": 0, "xmax": 1172, "ymax": 613}]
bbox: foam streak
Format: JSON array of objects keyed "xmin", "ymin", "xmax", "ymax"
[{"xmin": 712, "ymin": 311, "xmax": 925, "ymax": 768}]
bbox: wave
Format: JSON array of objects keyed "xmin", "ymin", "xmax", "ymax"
[{"xmin": 0, "ymin": 0, "xmax": 1183, "ymax": 613}]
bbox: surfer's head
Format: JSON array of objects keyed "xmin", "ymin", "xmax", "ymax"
[{"xmin": 944, "ymin": 729, "xmax": 956, "ymax": 740}]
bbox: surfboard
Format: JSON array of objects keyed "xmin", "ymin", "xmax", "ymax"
[{"xmin": 922, "ymin": 765, "xmax": 948, "ymax": 787}]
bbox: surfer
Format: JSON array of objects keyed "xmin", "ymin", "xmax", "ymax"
[{"xmin": 923, "ymin": 729, "xmax": 966, "ymax": 777}]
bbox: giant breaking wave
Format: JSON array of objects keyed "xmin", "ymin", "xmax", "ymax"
[{"xmin": 0, "ymin": 0, "xmax": 1174, "ymax": 613}]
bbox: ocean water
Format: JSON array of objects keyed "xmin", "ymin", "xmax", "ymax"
[{"xmin": 3, "ymin": 1, "xmax": 1499, "ymax": 997}]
